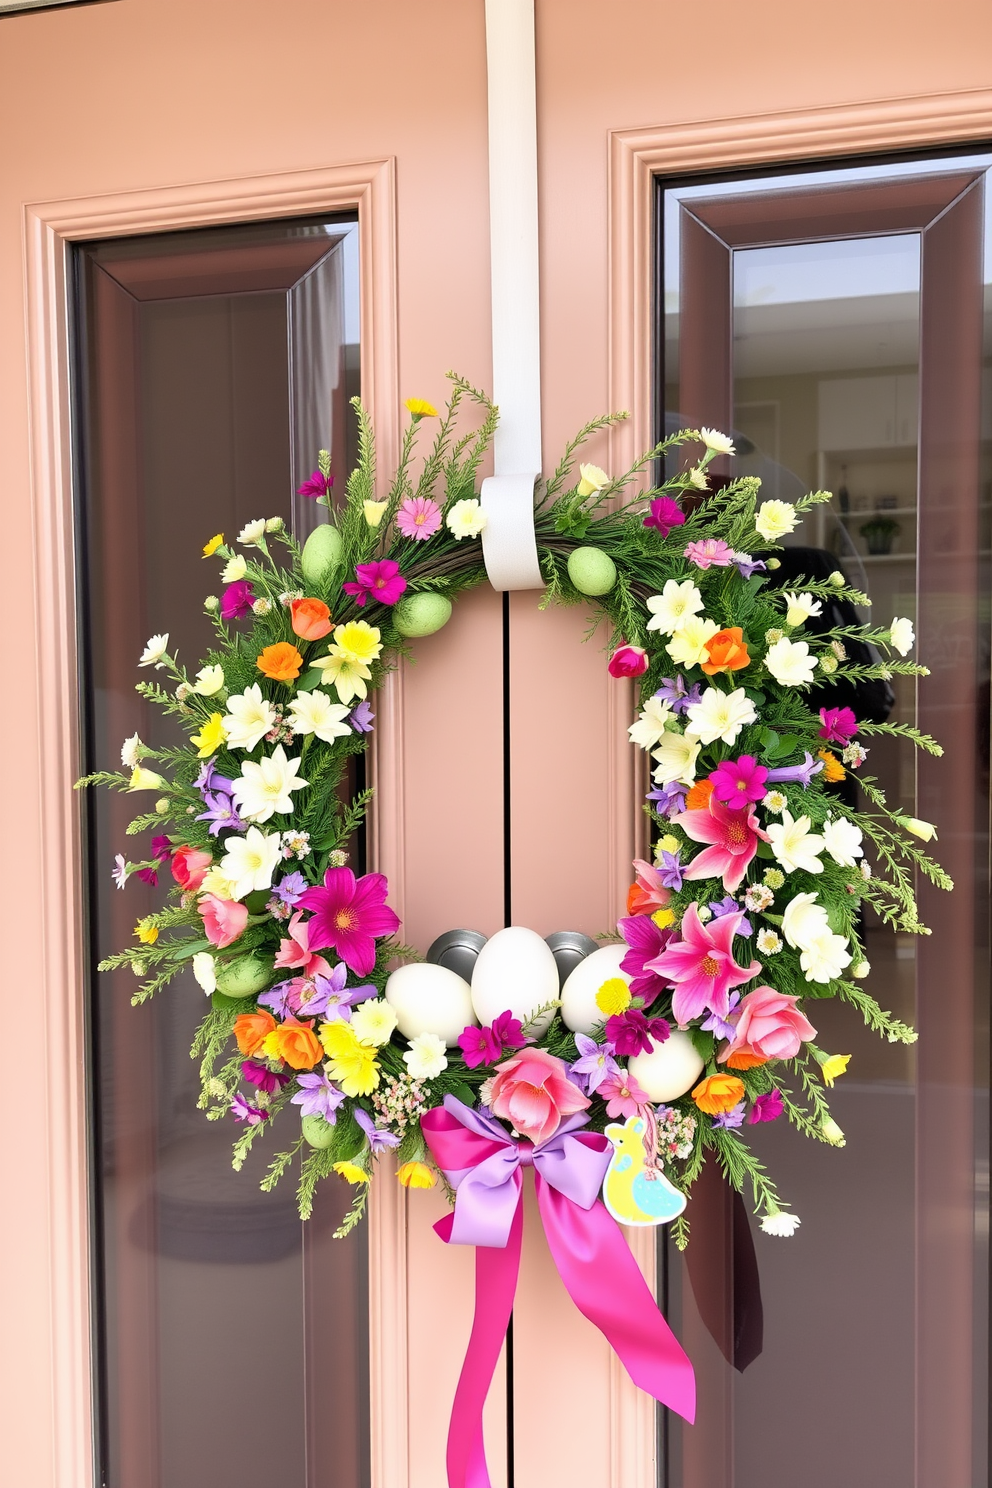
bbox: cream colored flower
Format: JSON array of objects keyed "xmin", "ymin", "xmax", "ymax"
[
  {"xmin": 782, "ymin": 891, "xmax": 830, "ymax": 950},
  {"xmin": 577, "ymin": 463, "xmax": 610, "ymax": 497},
  {"xmin": 665, "ymin": 615, "xmax": 719, "ymax": 668},
  {"xmin": 756, "ymin": 928, "xmax": 783, "ymax": 955},
  {"xmin": 767, "ymin": 811, "xmax": 825, "ymax": 875},
  {"xmin": 755, "ymin": 500, "xmax": 798, "ymax": 542},
  {"xmin": 316, "ymin": 652, "xmax": 372, "ymax": 705},
  {"xmin": 237, "ymin": 519, "xmax": 267, "ymax": 546},
  {"xmin": 820, "ymin": 1115, "xmax": 846, "ymax": 1147},
  {"xmin": 139, "ymin": 633, "xmax": 170, "ymax": 668},
  {"xmin": 193, "ymin": 664, "xmax": 226, "ymax": 697},
  {"xmin": 127, "ymin": 766, "xmax": 166, "ymax": 792},
  {"xmin": 222, "ymin": 554, "xmax": 249, "ymax": 582},
  {"xmin": 288, "ymin": 689, "xmax": 352, "ymax": 744},
  {"xmin": 686, "ymin": 466, "xmax": 708, "ymax": 490},
  {"xmin": 651, "ymin": 729, "xmax": 701, "ymax": 786},
  {"xmin": 232, "ymin": 745, "xmax": 308, "ymax": 823},
  {"xmin": 363, "ymin": 499, "xmax": 388, "ymax": 528},
  {"xmin": 219, "ymin": 827, "xmax": 282, "ymax": 900},
  {"xmin": 684, "ymin": 687, "xmax": 757, "ymax": 746},
  {"xmin": 627, "ymin": 695, "xmax": 673, "ymax": 750},
  {"xmin": 898, "ymin": 815, "xmax": 937, "ymax": 842},
  {"xmin": 403, "ymin": 1032, "xmax": 449, "ymax": 1079},
  {"xmin": 763, "ymin": 790, "xmax": 788, "ymax": 813},
  {"xmin": 446, "ymin": 498, "xmax": 488, "ymax": 540},
  {"xmin": 646, "ymin": 578, "xmax": 704, "ymax": 636},
  {"xmin": 121, "ymin": 733, "xmax": 143, "ymax": 769},
  {"xmin": 192, "ymin": 952, "xmax": 216, "ymax": 995},
  {"xmin": 764, "ymin": 636, "xmax": 817, "ymax": 687},
  {"xmin": 350, "ymin": 999, "xmax": 399, "ymax": 1047},
  {"xmin": 889, "ymin": 616, "xmax": 915, "ymax": 656},
  {"xmin": 761, "ymin": 1210, "xmax": 801, "ymax": 1236},
  {"xmin": 698, "ymin": 427, "xmax": 735, "ymax": 456},
  {"xmin": 800, "ymin": 932, "xmax": 851, "ymax": 984},
  {"xmin": 224, "ymin": 684, "xmax": 278, "ymax": 752},
  {"xmin": 822, "ymin": 816, "xmax": 863, "ymax": 868},
  {"xmin": 783, "ymin": 591, "xmax": 823, "ymax": 627},
  {"xmin": 199, "ymin": 866, "xmax": 238, "ymax": 900}
]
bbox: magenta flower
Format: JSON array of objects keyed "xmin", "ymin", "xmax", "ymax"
[
  {"xmin": 747, "ymin": 1089, "xmax": 784, "ymax": 1124},
  {"xmin": 605, "ymin": 1009, "xmax": 670, "ymax": 1057},
  {"xmin": 396, "ymin": 496, "xmax": 442, "ymax": 541},
  {"xmin": 297, "ymin": 868, "xmax": 400, "ymax": 976},
  {"xmin": 673, "ymin": 797, "xmax": 769, "ymax": 892},
  {"xmin": 619, "ymin": 913, "xmax": 675, "ymax": 1001},
  {"xmin": 241, "ymin": 1059, "xmax": 291, "ymax": 1095},
  {"xmin": 683, "ymin": 538, "xmax": 733, "ymax": 569},
  {"xmin": 343, "ymin": 560, "xmax": 407, "ymax": 608},
  {"xmin": 646, "ymin": 902, "xmax": 760, "ymax": 1024},
  {"xmin": 599, "ymin": 1070, "xmax": 651, "ymax": 1119},
  {"xmin": 221, "ymin": 579, "xmax": 255, "ymax": 620},
  {"xmin": 709, "ymin": 755, "xmax": 769, "ymax": 810},
  {"xmin": 608, "ymin": 645, "xmax": 649, "ymax": 678},
  {"xmin": 230, "ymin": 1092, "xmax": 268, "ymax": 1125},
  {"xmin": 150, "ymin": 835, "xmax": 172, "ymax": 861},
  {"xmin": 818, "ymin": 706, "xmax": 859, "ymax": 745},
  {"xmin": 458, "ymin": 1009, "xmax": 527, "ymax": 1069},
  {"xmin": 297, "ymin": 470, "xmax": 334, "ymax": 499},
  {"xmin": 643, "ymin": 496, "xmax": 685, "ymax": 538}
]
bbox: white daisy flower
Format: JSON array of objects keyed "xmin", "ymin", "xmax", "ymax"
[
  {"xmin": 764, "ymin": 636, "xmax": 817, "ymax": 687},
  {"xmin": 446, "ymin": 499, "xmax": 488, "ymax": 540},
  {"xmin": 665, "ymin": 615, "xmax": 719, "ymax": 668},
  {"xmin": 193, "ymin": 664, "xmax": 226, "ymax": 697},
  {"xmin": 238, "ymin": 519, "xmax": 267, "ymax": 546},
  {"xmin": 761, "ymin": 1210, "xmax": 801, "ymax": 1236},
  {"xmin": 685, "ymin": 686, "xmax": 757, "ymax": 746},
  {"xmin": 221, "ymin": 554, "xmax": 248, "ymax": 583},
  {"xmin": 219, "ymin": 827, "xmax": 282, "ymax": 900},
  {"xmin": 763, "ymin": 790, "xmax": 788, "ymax": 813},
  {"xmin": 192, "ymin": 952, "xmax": 216, "ymax": 995},
  {"xmin": 120, "ymin": 733, "xmax": 143, "ymax": 769},
  {"xmin": 756, "ymin": 928, "xmax": 783, "ymax": 955},
  {"xmin": 822, "ymin": 816, "xmax": 864, "ymax": 868},
  {"xmin": 351, "ymin": 1000, "xmax": 399, "ymax": 1047},
  {"xmin": 403, "ymin": 1033, "xmax": 449, "ymax": 1080},
  {"xmin": 698, "ymin": 427, "xmax": 735, "ymax": 456},
  {"xmin": 646, "ymin": 578, "xmax": 704, "ymax": 636},
  {"xmin": 138, "ymin": 633, "xmax": 169, "ymax": 668},
  {"xmin": 651, "ymin": 730, "xmax": 701, "ymax": 787},
  {"xmin": 799, "ymin": 931, "xmax": 852, "ymax": 984},
  {"xmin": 783, "ymin": 591, "xmax": 823, "ymax": 627},
  {"xmin": 223, "ymin": 684, "xmax": 278, "ymax": 751},
  {"xmin": 627, "ymin": 695, "xmax": 673, "ymax": 750},
  {"xmin": 232, "ymin": 745, "xmax": 308, "ymax": 823},
  {"xmin": 754, "ymin": 500, "xmax": 799, "ymax": 542},
  {"xmin": 781, "ymin": 892, "xmax": 830, "ymax": 951},
  {"xmin": 767, "ymin": 811, "xmax": 825, "ymax": 875},
  {"xmin": 288, "ymin": 689, "xmax": 352, "ymax": 745},
  {"xmin": 889, "ymin": 616, "xmax": 915, "ymax": 656}
]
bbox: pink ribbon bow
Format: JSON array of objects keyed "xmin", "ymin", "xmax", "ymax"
[{"xmin": 421, "ymin": 1095, "xmax": 696, "ymax": 1488}]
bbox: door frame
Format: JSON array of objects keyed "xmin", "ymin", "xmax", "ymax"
[{"xmin": 23, "ymin": 158, "xmax": 398, "ymax": 1488}]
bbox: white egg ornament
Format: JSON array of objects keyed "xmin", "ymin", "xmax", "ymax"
[
  {"xmin": 471, "ymin": 926, "xmax": 560, "ymax": 1038},
  {"xmin": 628, "ymin": 1031, "xmax": 705, "ymax": 1102},
  {"xmin": 385, "ymin": 963, "xmax": 476, "ymax": 1047},
  {"xmin": 560, "ymin": 943, "xmax": 631, "ymax": 1035}
]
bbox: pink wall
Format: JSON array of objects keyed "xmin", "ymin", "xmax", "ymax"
[{"xmin": 1, "ymin": 0, "xmax": 991, "ymax": 1481}]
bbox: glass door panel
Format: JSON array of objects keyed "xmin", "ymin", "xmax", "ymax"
[{"xmin": 74, "ymin": 215, "xmax": 366, "ymax": 1488}]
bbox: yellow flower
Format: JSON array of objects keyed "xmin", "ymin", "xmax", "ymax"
[
  {"xmin": 820, "ymin": 1054, "xmax": 851, "ymax": 1087},
  {"xmin": 652, "ymin": 907, "xmax": 676, "ymax": 930},
  {"xmin": 817, "ymin": 748, "xmax": 846, "ymax": 782},
  {"xmin": 202, "ymin": 533, "xmax": 224, "ymax": 557},
  {"xmin": 657, "ymin": 833, "xmax": 680, "ymax": 856},
  {"xmin": 334, "ymin": 1161, "xmax": 370, "ymax": 1185},
  {"xmin": 191, "ymin": 712, "xmax": 228, "ymax": 759},
  {"xmin": 127, "ymin": 766, "xmax": 166, "ymax": 792},
  {"xmin": 405, "ymin": 397, "xmax": 438, "ymax": 418},
  {"xmin": 576, "ymin": 462, "xmax": 610, "ymax": 497},
  {"xmin": 199, "ymin": 866, "xmax": 237, "ymax": 900},
  {"xmin": 315, "ymin": 652, "xmax": 372, "ymax": 706},
  {"xmin": 319, "ymin": 1019, "xmax": 380, "ymax": 1096},
  {"xmin": 135, "ymin": 918, "xmax": 158, "ymax": 945},
  {"xmin": 397, "ymin": 1161, "xmax": 435, "ymax": 1189},
  {"xmin": 330, "ymin": 620, "xmax": 383, "ymax": 666},
  {"xmin": 363, "ymin": 499, "xmax": 388, "ymax": 528},
  {"xmin": 595, "ymin": 977, "xmax": 631, "ymax": 1016}
]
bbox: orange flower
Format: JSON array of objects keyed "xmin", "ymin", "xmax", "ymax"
[
  {"xmin": 233, "ymin": 1009, "xmax": 277, "ymax": 1056},
  {"xmin": 701, "ymin": 627, "xmax": 750, "ymax": 675},
  {"xmin": 290, "ymin": 597, "xmax": 332, "ymax": 642},
  {"xmin": 257, "ymin": 641, "xmax": 303, "ymax": 682},
  {"xmin": 691, "ymin": 1072, "xmax": 746, "ymax": 1114},
  {"xmin": 261, "ymin": 1017, "xmax": 324, "ymax": 1070},
  {"xmin": 817, "ymin": 748, "xmax": 846, "ymax": 782},
  {"xmin": 397, "ymin": 1161, "xmax": 436, "ymax": 1189},
  {"xmin": 685, "ymin": 778, "xmax": 715, "ymax": 811},
  {"xmin": 724, "ymin": 1049, "xmax": 768, "ymax": 1071}
]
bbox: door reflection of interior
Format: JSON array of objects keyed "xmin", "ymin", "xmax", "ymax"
[{"xmin": 660, "ymin": 164, "xmax": 990, "ymax": 1488}]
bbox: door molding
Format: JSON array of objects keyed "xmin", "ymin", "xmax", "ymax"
[
  {"xmin": 607, "ymin": 84, "xmax": 992, "ymax": 470},
  {"xmin": 23, "ymin": 157, "xmax": 398, "ymax": 1488}
]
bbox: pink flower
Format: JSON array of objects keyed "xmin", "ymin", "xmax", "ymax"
[
  {"xmin": 198, "ymin": 892, "xmax": 249, "ymax": 948},
  {"xmin": 608, "ymin": 645, "xmax": 649, "ymax": 678},
  {"xmin": 343, "ymin": 560, "xmax": 407, "ymax": 608},
  {"xmin": 626, "ymin": 858, "xmax": 672, "ymax": 915},
  {"xmin": 647, "ymin": 902, "xmax": 760, "ymax": 1024},
  {"xmin": 643, "ymin": 496, "xmax": 685, "ymax": 537},
  {"xmin": 720, "ymin": 985, "xmax": 816, "ymax": 1063},
  {"xmin": 297, "ymin": 470, "xmax": 333, "ymax": 499},
  {"xmin": 274, "ymin": 910, "xmax": 333, "ymax": 981},
  {"xmin": 673, "ymin": 796, "xmax": 769, "ymax": 892},
  {"xmin": 683, "ymin": 538, "xmax": 733, "ymax": 569},
  {"xmin": 396, "ymin": 496, "xmax": 442, "ymax": 541},
  {"xmin": 598, "ymin": 1070, "xmax": 651, "ymax": 1119},
  {"xmin": 708, "ymin": 755, "xmax": 769, "ymax": 810},
  {"xmin": 747, "ymin": 1089, "xmax": 784, "ymax": 1124},
  {"xmin": 818, "ymin": 706, "xmax": 858, "ymax": 745},
  {"xmin": 486, "ymin": 1047, "xmax": 589, "ymax": 1144},
  {"xmin": 297, "ymin": 868, "xmax": 400, "ymax": 976},
  {"xmin": 171, "ymin": 845, "xmax": 212, "ymax": 893}
]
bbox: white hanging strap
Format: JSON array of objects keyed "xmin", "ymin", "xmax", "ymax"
[{"xmin": 480, "ymin": 0, "xmax": 544, "ymax": 591}]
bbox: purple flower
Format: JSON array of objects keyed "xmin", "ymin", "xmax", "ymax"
[
  {"xmin": 241, "ymin": 1059, "xmax": 291, "ymax": 1095},
  {"xmin": 194, "ymin": 759, "xmax": 229, "ymax": 798},
  {"xmin": 569, "ymin": 1032, "xmax": 621, "ymax": 1094},
  {"xmin": 647, "ymin": 781, "xmax": 689, "ymax": 818},
  {"xmin": 230, "ymin": 1092, "xmax": 268, "ymax": 1125},
  {"xmin": 112, "ymin": 854, "xmax": 130, "ymax": 889},
  {"xmin": 766, "ymin": 751, "xmax": 824, "ymax": 787},
  {"xmin": 655, "ymin": 849, "xmax": 684, "ymax": 891},
  {"xmin": 348, "ymin": 699, "xmax": 375, "ymax": 734},
  {"xmin": 257, "ymin": 978, "xmax": 298, "ymax": 1018},
  {"xmin": 355, "ymin": 1107, "xmax": 401, "ymax": 1153},
  {"xmin": 731, "ymin": 551, "xmax": 766, "ymax": 579},
  {"xmin": 150, "ymin": 835, "xmax": 172, "ymax": 861},
  {"xmin": 458, "ymin": 1009, "xmax": 527, "ymax": 1069},
  {"xmin": 297, "ymin": 470, "xmax": 334, "ymax": 500},
  {"xmin": 221, "ymin": 580, "xmax": 255, "ymax": 620},
  {"xmin": 299, "ymin": 962, "xmax": 377, "ymax": 1021},
  {"xmin": 643, "ymin": 496, "xmax": 685, "ymax": 538},
  {"xmin": 619, "ymin": 913, "xmax": 675, "ymax": 1002},
  {"xmin": 291, "ymin": 1070, "xmax": 346, "ymax": 1122},
  {"xmin": 270, "ymin": 871, "xmax": 308, "ymax": 907},
  {"xmin": 197, "ymin": 791, "xmax": 246, "ymax": 836},
  {"xmin": 655, "ymin": 675, "xmax": 702, "ymax": 716},
  {"xmin": 747, "ymin": 1089, "xmax": 784, "ymax": 1124},
  {"xmin": 605, "ymin": 1009, "xmax": 670, "ymax": 1058},
  {"xmin": 712, "ymin": 1101, "xmax": 747, "ymax": 1129},
  {"xmin": 708, "ymin": 897, "xmax": 753, "ymax": 936},
  {"xmin": 818, "ymin": 706, "xmax": 858, "ymax": 745},
  {"xmin": 700, "ymin": 991, "xmax": 741, "ymax": 1041}
]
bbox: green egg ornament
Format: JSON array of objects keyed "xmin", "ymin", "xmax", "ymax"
[
  {"xmin": 301, "ymin": 1114, "xmax": 337, "ymax": 1149},
  {"xmin": 567, "ymin": 546, "xmax": 617, "ymax": 596},
  {"xmin": 394, "ymin": 591, "xmax": 453, "ymax": 638},
  {"xmin": 301, "ymin": 523, "xmax": 344, "ymax": 588},
  {"xmin": 214, "ymin": 953, "xmax": 274, "ymax": 999}
]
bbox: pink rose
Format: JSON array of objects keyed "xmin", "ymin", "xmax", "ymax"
[
  {"xmin": 719, "ymin": 984, "xmax": 816, "ymax": 1064},
  {"xmin": 171, "ymin": 846, "xmax": 212, "ymax": 893},
  {"xmin": 608, "ymin": 645, "xmax": 649, "ymax": 679},
  {"xmin": 198, "ymin": 892, "xmax": 249, "ymax": 949},
  {"xmin": 487, "ymin": 1047, "xmax": 590, "ymax": 1144},
  {"xmin": 274, "ymin": 911, "xmax": 332, "ymax": 981}
]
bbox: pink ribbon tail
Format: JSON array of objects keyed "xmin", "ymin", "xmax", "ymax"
[{"xmin": 435, "ymin": 1200, "xmax": 522, "ymax": 1488}]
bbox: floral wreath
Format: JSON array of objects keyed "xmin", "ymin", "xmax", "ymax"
[{"xmin": 83, "ymin": 372, "xmax": 947, "ymax": 1454}]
